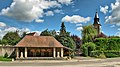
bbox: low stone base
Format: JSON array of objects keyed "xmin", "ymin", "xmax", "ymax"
[{"xmin": 16, "ymin": 57, "xmax": 65, "ymax": 60}]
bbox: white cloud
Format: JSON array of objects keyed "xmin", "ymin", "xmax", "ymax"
[
  {"xmin": 45, "ymin": 11, "xmax": 54, "ymax": 16},
  {"xmin": 0, "ymin": 0, "xmax": 73, "ymax": 22},
  {"xmin": 54, "ymin": 9, "xmax": 64, "ymax": 14},
  {"xmin": 116, "ymin": 23, "xmax": 120, "ymax": 26},
  {"xmin": 105, "ymin": 0, "xmax": 120, "ymax": 26},
  {"xmin": 4, "ymin": 27, "xmax": 18, "ymax": 32},
  {"xmin": 100, "ymin": 6, "xmax": 109, "ymax": 14},
  {"xmin": 116, "ymin": 32, "xmax": 120, "ymax": 37},
  {"xmin": 76, "ymin": 24, "xmax": 82, "ymax": 26},
  {"xmin": 35, "ymin": 19, "xmax": 44, "ymax": 23},
  {"xmin": 73, "ymin": 9, "xmax": 80, "ymax": 12},
  {"xmin": 110, "ymin": 25, "xmax": 115, "ymax": 27},
  {"xmin": 0, "ymin": 26, "xmax": 30, "ymax": 39},
  {"xmin": 0, "ymin": 22, "xmax": 6, "ymax": 27},
  {"xmin": 54, "ymin": 9, "xmax": 62, "ymax": 13},
  {"xmin": 58, "ymin": 0, "xmax": 72, "ymax": 5},
  {"xmin": 62, "ymin": 15, "xmax": 90, "ymax": 23},
  {"xmin": 76, "ymin": 27, "xmax": 83, "ymax": 31},
  {"xmin": 111, "ymin": 0, "xmax": 119, "ymax": 10},
  {"xmin": 118, "ymin": 28, "xmax": 120, "ymax": 30}
]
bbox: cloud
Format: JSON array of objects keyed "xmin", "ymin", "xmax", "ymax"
[
  {"xmin": 116, "ymin": 23, "xmax": 120, "ymax": 26},
  {"xmin": 110, "ymin": 25, "xmax": 115, "ymax": 27},
  {"xmin": 45, "ymin": 11, "xmax": 54, "ymax": 16},
  {"xmin": 116, "ymin": 32, "xmax": 120, "ymax": 37},
  {"xmin": 54, "ymin": 9, "xmax": 62, "ymax": 13},
  {"xmin": 62, "ymin": 15, "xmax": 90, "ymax": 23},
  {"xmin": 54, "ymin": 9, "xmax": 64, "ymax": 14},
  {"xmin": 118, "ymin": 28, "xmax": 120, "ymax": 31},
  {"xmin": 111, "ymin": 0, "xmax": 119, "ymax": 10},
  {"xmin": 105, "ymin": 0, "xmax": 120, "ymax": 26},
  {"xmin": 0, "ymin": 0, "xmax": 73, "ymax": 22},
  {"xmin": 0, "ymin": 22, "xmax": 6, "ymax": 27},
  {"xmin": 35, "ymin": 19, "xmax": 44, "ymax": 23},
  {"xmin": 58, "ymin": 0, "xmax": 73, "ymax": 5},
  {"xmin": 0, "ymin": 26, "xmax": 30, "ymax": 39},
  {"xmin": 100, "ymin": 6, "xmax": 109, "ymax": 14},
  {"xmin": 73, "ymin": 9, "xmax": 80, "ymax": 12},
  {"xmin": 76, "ymin": 27, "xmax": 83, "ymax": 31},
  {"xmin": 76, "ymin": 24, "xmax": 82, "ymax": 26}
]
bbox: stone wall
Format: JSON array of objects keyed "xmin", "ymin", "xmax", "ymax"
[{"xmin": 0, "ymin": 46, "xmax": 15, "ymax": 57}]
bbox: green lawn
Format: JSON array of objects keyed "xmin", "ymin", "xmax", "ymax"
[{"xmin": 0, "ymin": 56, "xmax": 12, "ymax": 61}]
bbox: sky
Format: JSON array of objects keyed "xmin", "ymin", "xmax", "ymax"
[{"xmin": 0, "ymin": 0, "xmax": 120, "ymax": 39}]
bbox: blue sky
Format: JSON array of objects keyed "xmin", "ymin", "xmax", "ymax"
[{"xmin": 0, "ymin": 0, "xmax": 120, "ymax": 39}]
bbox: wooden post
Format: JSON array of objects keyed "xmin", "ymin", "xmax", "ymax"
[
  {"xmin": 25, "ymin": 47, "xmax": 27, "ymax": 58},
  {"xmin": 53, "ymin": 48, "xmax": 56, "ymax": 57},
  {"xmin": 16, "ymin": 48, "xmax": 19, "ymax": 58},
  {"xmin": 61, "ymin": 48, "xmax": 63, "ymax": 57},
  {"xmin": 20, "ymin": 52, "xmax": 23, "ymax": 58}
]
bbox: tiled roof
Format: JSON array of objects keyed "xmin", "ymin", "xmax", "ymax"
[
  {"xmin": 98, "ymin": 32, "xmax": 107, "ymax": 38},
  {"xmin": 15, "ymin": 36, "xmax": 64, "ymax": 47}
]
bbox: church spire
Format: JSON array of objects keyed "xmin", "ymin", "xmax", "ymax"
[
  {"xmin": 93, "ymin": 11, "xmax": 100, "ymax": 25},
  {"xmin": 95, "ymin": 11, "xmax": 99, "ymax": 18},
  {"xmin": 93, "ymin": 11, "xmax": 101, "ymax": 35}
]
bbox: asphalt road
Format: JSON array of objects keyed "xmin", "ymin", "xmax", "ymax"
[{"xmin": 0, "ymin": 57, "xmax": 120, "ymax": 67}]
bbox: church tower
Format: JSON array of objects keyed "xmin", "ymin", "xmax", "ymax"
[{"xmin": 93, "ymin": 11, "xmax": 101, "ymax": 35}]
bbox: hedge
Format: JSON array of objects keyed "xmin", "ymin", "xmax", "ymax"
[
  {"xmin": 81, "ymin": 42, "xmax": 96, "ymax": 56},
  {"xmin": 95, "ymin": 38, "xmax": 120, "ymax": 50},
  {"xmin": 90, "ymin": 50, "xmax": 120, "ymax": 58}
]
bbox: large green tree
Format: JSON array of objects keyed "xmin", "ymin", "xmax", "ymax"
[
  {"xmin": 40, "ymin": 29, "xmax": 57, "ymax": 37},
  {"xmin": 55, "ymin": 22, "xmax": 76, "ymax": 50},
  {"xmin": 82, "ymin": 25, "xmax": 97, "ymax": 44},
  {"xmin": 2, "ymin": 32, "xmax": 21, "ymax": 45},
  {"xmin": 55, "ymin": 35, "xmax": 76, "ymax": 50}
]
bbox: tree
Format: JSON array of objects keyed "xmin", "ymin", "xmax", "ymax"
[
  {"xmin": 21, "ymin": 32, "xmax": 27, "ymax": 38},
  {"xmin": 71, "ymin": 35, "xmax": 82, "ymax": 49},
  {"xmin": 2, "ymin": 32, "xmax": 21, "ymax": 45},
  {"xmin": 40, "ymin": 29, "xmax": 52, "ymax": 36},
  {"xmin": 55, "ymin": 22, "xmax": 76, "ymax": 50},
  {"xmin": 60, "ymin": 22, "xmax": 66, "ymax": 36},
  {"xmin": 55, "ymin": 36, "xmax": 76, "ymax": 50},
  {"xmin": 82, "ymin": 25, "xmax": 97, "ymax": 44},
  {"xmin": 81, "ymin": 42, "xmax": 96, "ymax": 56}
]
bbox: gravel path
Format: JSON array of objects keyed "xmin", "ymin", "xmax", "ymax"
[{"xmin": 0, "ymin": 57, "xmax": 120, "ymax": 67}]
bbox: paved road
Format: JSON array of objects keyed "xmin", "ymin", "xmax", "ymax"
[{"xmin": 0, "ymin": 57, "xmax": 120, "ymax": 67}]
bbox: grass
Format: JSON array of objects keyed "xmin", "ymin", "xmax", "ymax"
[{"xmin": 0, "ymin": 56, "xmax": 12, "ymax": 61}]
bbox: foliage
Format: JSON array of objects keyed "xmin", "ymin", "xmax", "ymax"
[
  {"xmin": 81, "ymin": 42, "xmax": 96, "ymax": 56},
  {"xmin": 2, "ymin": 32, "xmax": 21, "ymax": 45},
  {"xmin": 71, "ymin": 35, "xmax": 82, "ymax": 49},
  {"xmin": 98, "ymin": 53, "xmax": 106, "ymax": 59},
  {"xmin": 55, "ymin": 35, "xmax": 76, "ymax": 50},
  {"xmin": 40, "ymin": 29, "xmax": 57, "ymax": 37},
  {"xmin": 90, "ymin": 50, "xmax": 120, "ymax": 58},
  {"xmin": 82, "ymin": 25, "xmax": 97, "ymax": 44},
  {"xmin": 40, "ymin": 29, "xmax": 52, "ymax": 36},
  {"xmin": 60, "ymin": 22, "xmax": 66, "ymax": 36},
  {"xmin": 0, "ymin": 56, "xmax": 12, "ymax": 61},
  {"xmin": 95, "ymin": 38, "xmax": 120, "ymax": 50},
  {"xmin": 21, "ymin": 32, "xmax": 27, "ymax": 38}
]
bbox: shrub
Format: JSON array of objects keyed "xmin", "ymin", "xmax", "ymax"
[
  {"xmin": 95, "ymin": 38, "xmax": 120, "ymax": 50},
  {"xmin": 90, "ymin": 50, "xmax": 120, "ymax": 58},
  {"xmin": 81, "ymin": 42, "xmax": 96, "ymax": 56},
  {"xmin": 105, "ymin": 53, "xmax": 119, "ymax": 58},
  {"xmin": 98, "ymin": 53, "xmax": 106, "ymax": 59}
]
